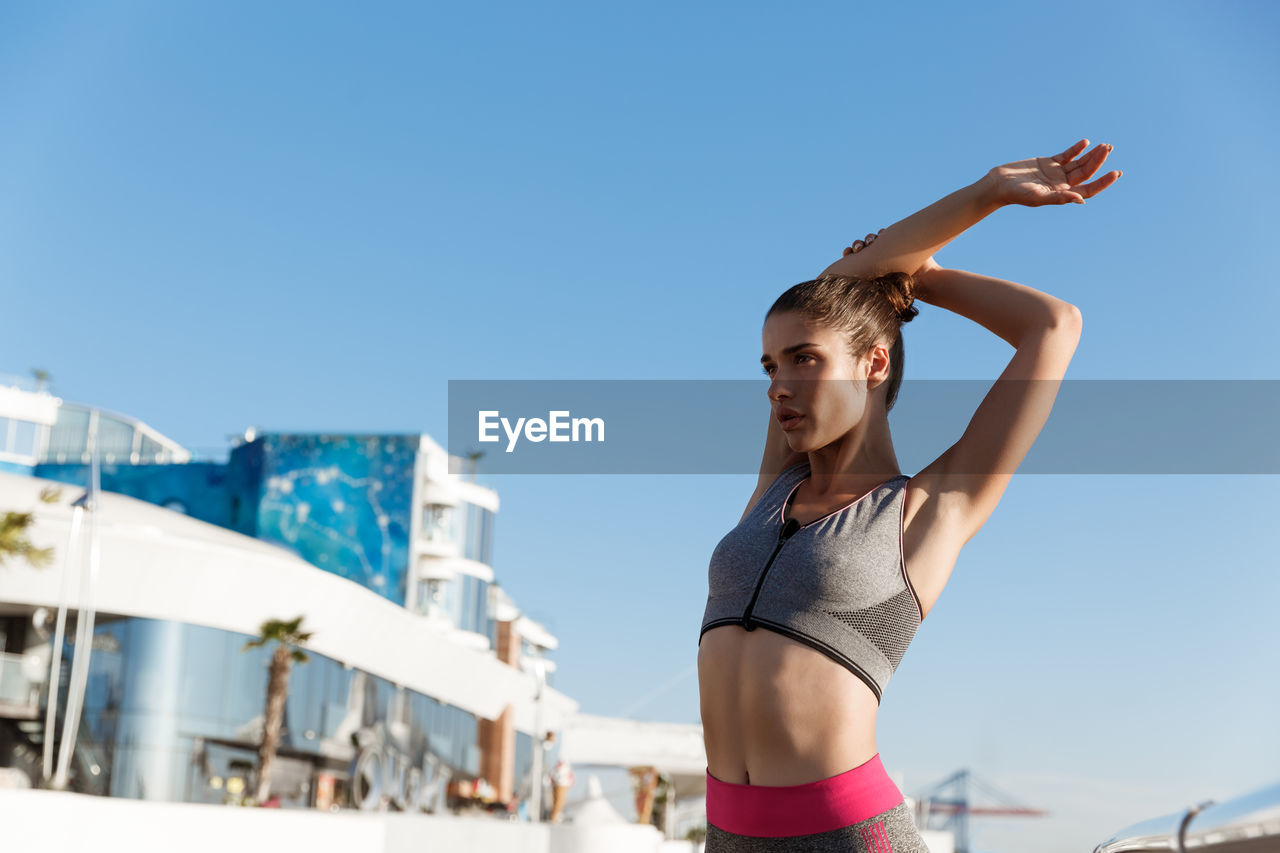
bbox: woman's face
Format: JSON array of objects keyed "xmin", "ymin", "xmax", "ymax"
[{"xmin": 761, "ymin": 311, "xmax": 879, "ymax": 452}]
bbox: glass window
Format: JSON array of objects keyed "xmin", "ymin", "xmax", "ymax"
[
  {"xmin": 449, "ymin": 502, "xmax": 467, "ymax": 549},
  {"xmin": 96, "ymin": 415, "xmax": 135, "ymax": 463},
  {"xmin": 423, "ymin": 503, "xmax": 452, "ymax": 543},
  {"xmin": 456, "ymin": 503, "xmax": 496, "ymax": 564},
  {"xmin": 46, "ymin": 407, "xmax": 89, "ymax": 461},
  {"xmin": 0, "ymin": 417, "xmax": 38, "ymax": 457},
  {"xmin": 475, "ymin": 578, "xmax": 490, "ymax": 638},
  {"xmin": 139, "ymin": 435, "xmax": 160, "ymax": 463},
  {"xmin": 481, "ymin": 510, "xmax": 493, "ymax": 564},
  {"xmin": 467, "ymin": 578, "xmax": 477, "ymax": 635},
  {"xmin": 75, "ymin": 616, "xmax": 486, "ymax": 802},
  {"xmin": 442, "ymin": 578, "xmax": 461, "ymax": 626},
  {"xmin": 514, "ymin": 731, "xmax": 533, "ymax": 794},
  {"xmin": 428, "ymin": 578, "xmax": 448, "ymax": 619}
]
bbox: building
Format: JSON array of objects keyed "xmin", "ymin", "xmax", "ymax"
[{"xmin": 0, "ymin": 372, "xmax": 576, "ymax": 812}]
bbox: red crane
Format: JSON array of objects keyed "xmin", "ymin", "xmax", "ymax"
[{"xmin": 911, "ymin": 768, "xmax": 1049, "ymax": 853}]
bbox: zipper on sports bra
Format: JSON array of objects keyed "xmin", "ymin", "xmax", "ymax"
[{"xmin": 741, "ymin": 516, "xmax": 801, "ymax": 631}]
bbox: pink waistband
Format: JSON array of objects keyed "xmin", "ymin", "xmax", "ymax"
[{"xmin": 705, "ymin": 753, "xmax": 904, "ymax": 838}]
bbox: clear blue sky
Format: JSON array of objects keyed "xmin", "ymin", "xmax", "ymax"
[{"xmin": 2, "ymin": 2, "xmax": 1277, "ymax": 850}]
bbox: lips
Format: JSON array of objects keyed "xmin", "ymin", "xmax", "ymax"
[{"xmin": 777, "ymin": 408, "xmax": 804, "ymax": 430}]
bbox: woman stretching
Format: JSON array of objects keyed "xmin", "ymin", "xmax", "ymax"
[{"xmin": 697, "ymin": 139, "xmax": 1121, "ymax": 851}]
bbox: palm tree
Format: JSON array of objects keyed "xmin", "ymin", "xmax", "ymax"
[
  {"xmin": 241, "ymin": 615, "xmax": 314, "ymax": 804},
  {"xmin": 0, "ymin": 486, "xmax": 62, "ymax": 569},
  {"xmin": 465, "ymin": 449, "xmax": 484, "ymax": 482}
]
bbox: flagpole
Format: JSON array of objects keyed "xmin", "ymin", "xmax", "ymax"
[{"xmin": 53, "ymin": 414, "xmax": 102, "ymax": 790}]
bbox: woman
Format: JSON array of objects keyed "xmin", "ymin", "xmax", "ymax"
[{"xmin": 696, "ymin": 139, "xmax": 1121, "ymax": 851}]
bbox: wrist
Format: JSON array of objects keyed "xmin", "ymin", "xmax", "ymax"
[{"xmin": 972, "ymin": 170, "xmax": 1005, "ymax": 213}]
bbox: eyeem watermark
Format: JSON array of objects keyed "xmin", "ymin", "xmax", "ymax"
[
  {"xmin": 478, "ymin": 410, "xmax": 605, "ymax": 452},
  {"xmin": 450, "ymin": 379, "xmax": 1280, "ymax": 474}
]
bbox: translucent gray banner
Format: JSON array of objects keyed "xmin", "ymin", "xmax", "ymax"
[{"xmin": 447, "ymin": 380, "xmax": 1280, "ymax": 474}]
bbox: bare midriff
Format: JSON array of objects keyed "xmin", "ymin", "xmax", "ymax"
[{"xmin": 697, "ymin": 623, "xmax": 881, "ymax": 787}]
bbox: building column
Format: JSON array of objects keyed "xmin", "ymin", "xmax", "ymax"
[{"xmin": 477, "ymin": 619, "xmax": 520, "ymax": 803}]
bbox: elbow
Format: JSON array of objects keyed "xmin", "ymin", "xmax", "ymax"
[
  {"xmin": 1052, "ymin": 302, "xmax": 1083, "ymax": 334},
  {"xmin": 1016, "ymin": 303, "xmax": 1081, "ymax": 351}
]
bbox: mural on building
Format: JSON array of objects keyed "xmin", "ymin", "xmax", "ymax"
[{"xmin": 253, "ymin": 434, "xmax": 416, "ymax": 606}]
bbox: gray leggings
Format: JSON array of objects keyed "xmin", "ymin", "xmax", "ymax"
[{"xmin": 705, "ymin": 799, "xmax": 931, "ymax": 852}]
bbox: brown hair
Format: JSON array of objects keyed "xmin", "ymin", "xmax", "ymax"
[{"xmin": 765, "ymin": 271, "xmax": 919, "ymax": 412}]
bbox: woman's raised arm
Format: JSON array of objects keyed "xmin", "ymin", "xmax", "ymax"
[
  {"xmin": 820, "ymin": 139, "xmax": 1120, "ymax": 280},
  {"xmin": 820, "ymin": 175, "xmax": 1001, "ymax": 280}
]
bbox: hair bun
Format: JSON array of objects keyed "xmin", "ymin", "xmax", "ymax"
[{"xmin": 875, "ymin": 271, "xmax": 918, "ymax": 325}]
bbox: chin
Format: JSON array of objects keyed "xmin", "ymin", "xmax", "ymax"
[{"xmin": 786, "ymin": 437, "xmax": 813, "ymax": 453}]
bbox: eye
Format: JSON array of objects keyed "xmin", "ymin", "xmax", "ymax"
[{"xmin": 761, "ymin": 354, "xmax": 814, "ymax": 376}]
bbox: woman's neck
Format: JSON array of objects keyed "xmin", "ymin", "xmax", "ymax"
[{"xmin": 804, "ymin": 412, "xmax": 900, "ymax": 495}]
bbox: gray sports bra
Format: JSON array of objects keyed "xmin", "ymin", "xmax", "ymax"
[{"xmin": 698, "ymin": 460, "xmax": 923, "ymax": 704}]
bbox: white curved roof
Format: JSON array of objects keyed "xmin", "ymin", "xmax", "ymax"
[{"xmin": 0, "ymin": 471, "xmax": 577, "ymax": 730}]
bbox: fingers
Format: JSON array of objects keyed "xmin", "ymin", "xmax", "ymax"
[
  {"xmin": 847, "ymin": 228, "xmax": 885, "ymax": 254},
  {"xmin": 1076, "ymin": 169, "xmax": 1123, "ymax": 199},
  {"xmin": 1052, "ymin": 139, "xmax": 1089, "ymax": 164},
  {"xmin": 1067, "ymin": 143, "xmax": 1113, "ymax": 183}
]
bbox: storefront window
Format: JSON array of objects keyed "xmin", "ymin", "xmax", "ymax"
[{"xmin": 73, "ymin": 617, "xmax": 481, "ymax": 810}]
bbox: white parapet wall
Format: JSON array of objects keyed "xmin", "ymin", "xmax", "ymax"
[
  {"xmin": 0, "ymin": 789, "xmax": 689, "ymax": 853},
  {"xmin": 544, "ymin": 822, "xmax": 668, "ymax": 853}
]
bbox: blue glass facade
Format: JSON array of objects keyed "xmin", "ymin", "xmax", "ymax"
[
  {"xmin": 251, "ymin": 434, "xmax": 417, "ymax": 606},
  {"xmin": 34, "ymin": 461, "xmax": 234, "ymax": 527},
  {"xmin": 456, "ymin": 574, "xmax": 491, "ymax": 638},
  {"xmin": 460, "ymin": 501, "xmax": 495, "ymax": 564},
  {"xmin": 224, "ymin": 437, "xmax": 264, "ymax": 536},
  {"xmin": 70, "ymin": 616, "xmax": 479, "ymax": 810},
  {"xmin": 32, "ymin": 433, "xmax": 423, "ymax": 607}
]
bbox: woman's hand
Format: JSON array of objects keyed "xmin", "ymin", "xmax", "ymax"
[
  {"xmin": 842, "ymin": 229, "xmax": 884, "ymax": 257},
  {"xmin": 987, "ymin": 139, "xmax": 1122, "ymax": 207}
]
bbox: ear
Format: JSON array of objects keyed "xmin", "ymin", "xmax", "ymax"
[{"xmin": 864, "ymin": 341, "xmax": 893, "ymax": 384}]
